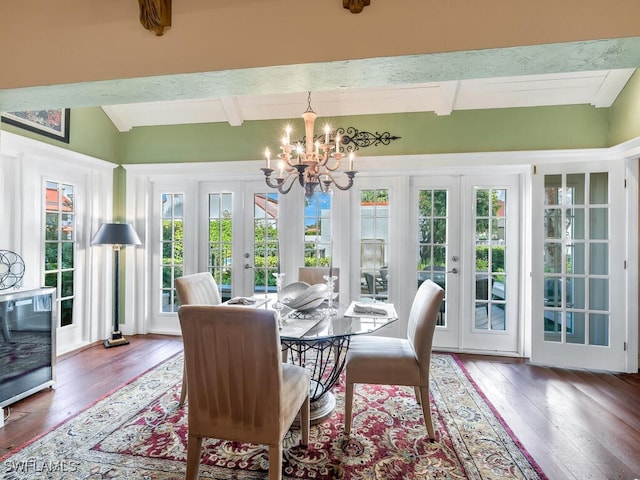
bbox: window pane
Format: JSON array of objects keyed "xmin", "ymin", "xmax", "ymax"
[
  {"xmin": 589, "ymin": 208, "xmax": 608, "ymax": 240},
  {"xmin": 45, "ymin": 244, "xmax": 58, "ymax": 271},
  {"xmin": 567, "ymin": 208, "xmax": 585, "ymax": 240},
  {"xmin": 566, "ymin": 174, "xmax": 585, "ymax": 205},
  {"xmin": 46, "ymin": 213, "xmax": 59, "ymax": 240},
  {"xmin": 61, "ymin": 270, "xmax": 74, "ymax": 297},
  {"xmin": 566, "ymin": 312, "xmax": 585, "ymax": 345},
  {"xmin": 361, "ymin": 189, "xmax": 388, "ymax": 301},
  {"xmin": 567, "ymin": 243, "xmax": 585, "ymax": 274},
  {"xmin": 589, "ymin": 313, "xmax": 609, "ymax": 346},
  {"xmin": 589, "ymin": 278, "xmax": 608, "ymax": 311},
  {"xmin": 570, "ymin": 277, "xmax": 585, "ymax": 309},
  {"xmin": 44, "ymin": 181, "xmax": 76, "ymax": 328},
  {"xmin": 544, "ymin": 209, "xmax": 562, "ymax": 239},
  {"xmin": 60, "ymin": 299, "xmax": 73, "ymax": 328},
  {"xmin": 589, "ymin": 243, "xmax": 608, "ymax": 275},
  {"xmin": 253, "ymin": 193, "xmax": 279, "ymax": 295},
  {"xmin": 161, "ymin": 193, "xmax": 184, "ymax": 311},
  {"xmin": 589, "ymin": 173, "xmax": 608, "ymax": 204},
  {"xmin": 304, "ymin": 191, "xmax": 331, "ymax": 267},
  {"xmin": 544, "ymin": 175, "xmax": 562, "ymax": 205},
  {"xmin": 544, "ymin": 243, "xmax": 562, "ymax": 273}
]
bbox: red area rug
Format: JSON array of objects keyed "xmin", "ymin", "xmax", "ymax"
[{"xmin": 1, "ymin": 353, "xmax": 546, "ymax": 479}]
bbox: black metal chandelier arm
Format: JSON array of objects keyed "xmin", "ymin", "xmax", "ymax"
[
  {"xmin": 321, "ymin": 170, "xmax": 357, "ymax": 192},
  {"xmin": 276, "ymin": 174, "xmax": 299, "ymax": 195},
  {"xmin": 261, "ymin": 167, "xmax": 297, "ymax": 194}
]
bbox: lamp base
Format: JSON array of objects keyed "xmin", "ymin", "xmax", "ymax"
[{"xmin": 103, "ymin": 331, "xmax": 129, "ymax": 348}]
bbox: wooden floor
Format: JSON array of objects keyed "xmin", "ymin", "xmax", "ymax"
[{"xmin": 2, "ymin": 335, "xmax": 639, "ymax": 480}]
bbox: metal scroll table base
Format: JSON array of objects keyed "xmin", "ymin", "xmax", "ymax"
[{"xmin": 281, "ymin": 335, "xmax": 350, "ymax": 425}]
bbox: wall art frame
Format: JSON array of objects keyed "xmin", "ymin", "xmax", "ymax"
[{"xmin": 1, "ymin": 109, "xmax": 70, "ymax": 143}]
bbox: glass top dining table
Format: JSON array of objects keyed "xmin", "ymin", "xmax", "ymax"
[{"xmin": 274, "ymin": 299, "xmax": 398, "ymax": 424}]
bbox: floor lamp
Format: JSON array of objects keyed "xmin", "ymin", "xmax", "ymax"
[{"xmin": 91, "ymin": 222, "xmax": 142, "ymax": 348}]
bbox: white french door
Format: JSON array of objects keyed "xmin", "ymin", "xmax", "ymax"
[
  {"xmin": 531, "ymin": 162, "xmax": 627, "ymax": 371},
  {"xmin": 411, "ymin": 176, "xmax": 461, "ymax": 349},
  {"xmin": 411, "ymin": 174, "xmax": 521, "ymax": 353},
  {"xmin": 198, "ymin": 180, "xmax": 276, "ymax": 299}
]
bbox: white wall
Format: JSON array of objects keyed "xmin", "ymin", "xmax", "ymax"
[{"xmin": 0, "ymin": 132, "xmax": 116, "ymax": 354}]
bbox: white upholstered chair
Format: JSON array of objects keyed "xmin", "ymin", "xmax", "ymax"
[
  {"xmin": 344, "ymin": 279, "xmax": 445, "ymax": 440},
  {"xmin": 174, "ymin": 272, "xmax": 222, "ymax": 406},
  {"xmin": 178, "ymin": 305, "xmax": 311, "ymax": 480}
]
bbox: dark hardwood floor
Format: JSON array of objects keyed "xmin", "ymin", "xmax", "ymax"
[{"xmin": 1, "ymin": 335, "xmax": 639, "ymax": 479}]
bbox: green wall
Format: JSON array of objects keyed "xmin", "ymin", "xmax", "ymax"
[
  {"xmin": 118, "ymin": 104, "xmax": 610, "ymax": 164},
  {"xmin": 1, "ymin": 106, "xmax": 120, "ymax": 164},
  {"xmin": 609, "ymin": 70, "xmax": 640, "ymax": 145}
]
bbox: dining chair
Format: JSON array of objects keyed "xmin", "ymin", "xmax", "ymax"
[
  {"xmin": 174, "ymin": 272, "xmax": 222, "ymax": 406},
  {"xmin": 178, "ymin": 305, "xmax": 311, "ymax": 480},
  {"xmin": 298, "ymin": 266, "xmax": 340, "ymax": 292},
  {"xmin": 344, "ymin": 279, "xmax": 445, "ymax": 440}
]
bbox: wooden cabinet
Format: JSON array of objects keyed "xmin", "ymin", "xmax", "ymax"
[{"xmin": 0, "ymin": 287, "xmax": 56, "ymax": 412}]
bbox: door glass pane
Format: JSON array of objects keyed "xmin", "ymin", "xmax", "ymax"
[
  {"xmin": 44, "ymin": 181, "xmax": 76, "ymax": 327},
  {"xmin": 589, "ymin": 173, "xmax": 608, "ymax": 204},
  {"xmin": 208, "ymin": 193, "xmax": 232, "ymax": 301},
  {"xmin": 566, "ymin": 312, "xmax": 585, "ymax": 345},
  {"xmin": 570, "ymin": 277, "xmax": 585, "ymax": 309},
  {"xmin": 567, "ymin": 208, "xmax": 585, "ymax": 240},
  {"xmin": 589, "ymin": 313, "xmax": 609, "ymax": 346},
  {"xmin": 474, "ymin": 188, "xmax": 506, "ymax": 331},
  {"xmin": 589, "ymin": 208, "xmax": 608, "ymax": 240},
  {"xmin": 303, "ymin": 191, "xmax": 332, "ymax": 267},
  {"xmin": 589, "ymin": 243, "xmax": 608, "ymax": 275},
  {"xmin": 566, "ymin": 174, "xmax": 585, "ymax": 205},
  {"xmin": 544, "ymin": 310, "xmax": 562, "ymax": 341},
  {"xmin": 254, "ymin": 192, "xmax": 279, "ymax": 295},
  {"xmin": 544, "ymin": 209, "xmax": 562, "ymax": 239},
  {"xmin": 542, "ymin": 173, "xmax": 609, "ymax": 346},
  {"xmin": 417, "ymin": 189, "xmax": 446, "ymax": 326},
  {"xmin": 567, "ymin": 243, "xmax": 585, "ymax": 274},
  {"xmin": 544, "ymin": 243, "xmax": 562, "ymax": 273},
  {"xmin": 361, "ymin": 189, "xmax": 389, "ymax": 301},
  {"xmin": 544, "ymin": 175, "xmax": 562, "ymax": 205},
  {"xmin": 161, "ymin": 193, "xmax": 184, "ymax": 312},
  {"xmin": 589, "ymin": 278, "xmax": 608, "ymax": 311}
]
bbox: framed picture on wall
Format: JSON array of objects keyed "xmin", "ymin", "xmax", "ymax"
[{"xmin": 1, "ymin": 109, "xmax": 70, "ymax": 143}]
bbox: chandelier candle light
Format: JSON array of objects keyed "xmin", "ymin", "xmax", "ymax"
[{"xmin": 261, "ymin": 92, "xmax": 357, "ymax": 200}]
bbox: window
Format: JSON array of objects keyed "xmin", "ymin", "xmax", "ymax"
[
  {"xmin": 303, "ymin": 192, "xmax": 332, "ymax": 267},
  {"xmin": 543, "ymin": 173, "xmax": 609, "ymax": 345},
  {"xmin": 417, "ymin": 189, "xmax": 448, "ymax": 326},
  {"xmin": 474, "ymin": 188, "xmax": 507, "ymax": 331},
  {"xmin": 161, "ymin": 193, "xmax": 184, "ymax": 312},
  {"xmin": 253, "ymin": 192, "xmax": 279, "ymax": 294},
  {"xmin": 44, "ymin": 181, "xmax": 75, "ymax": 327},
  {"xmin": 360, "ymin": 189, "xmax": 389, "ymax": 300},
  {"xmin": 208, "ymin": 193, "xmax": 232, "ymax": 301}
]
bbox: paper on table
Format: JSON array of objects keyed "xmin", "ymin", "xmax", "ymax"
[{"xmin": 344, "ymin": 301, "xmax": 397, "ymax": 318}]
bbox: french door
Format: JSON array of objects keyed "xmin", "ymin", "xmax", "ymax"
[
  {"xmin": 199, "ymin": 181, "xmax": 285, "ymax": 298},
  {"xmin": 411, "ymin": 174, "xmax": 521, "ymax": 353},
  {"xmin": 531, "ymin": 162, "xmax": 627, "ymax": 371}
]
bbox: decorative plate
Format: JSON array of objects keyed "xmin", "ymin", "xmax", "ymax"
[{"xmin": 0, "ymin": 250, "xmax": 26, "ymax": 290}]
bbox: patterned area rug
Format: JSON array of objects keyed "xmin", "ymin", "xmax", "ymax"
[{"xmin": 1, "ymin": 353, "xmax": 546, "ymax": 479}]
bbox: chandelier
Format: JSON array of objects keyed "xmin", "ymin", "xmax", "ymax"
[{"xmin": 261, "ymin": 92, "xmax": 357, "ymax": 199}]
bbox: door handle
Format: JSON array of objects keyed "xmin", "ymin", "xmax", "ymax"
[
  {"xmin": 244, "ymin": 263, "xmax": 253, "ymax": 269},
  {"xmin": 447, "ymin": 268, "xmax": 458, "ymax": 274}
]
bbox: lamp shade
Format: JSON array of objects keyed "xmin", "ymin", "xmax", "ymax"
[{"xmin": 91, "ymin": 223, "xmax": 142, "ymax": 246}]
